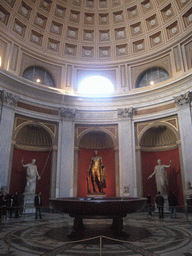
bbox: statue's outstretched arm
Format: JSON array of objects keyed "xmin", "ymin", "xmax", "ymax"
[
  {"xmin": 148, "ymin": 171, "xmax": 155, "ymax": 179},
  {"xmin": 36, "ymin": 168, "xmax": 41, "ymax": 179},
  {"xmin": 164, "ymin": 160, "xmax": 172, "ymax": 168}
]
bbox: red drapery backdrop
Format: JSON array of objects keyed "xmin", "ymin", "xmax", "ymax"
[
  {"xmin": 142, "ymin": 147, "xmax": 183, "ymax": 206},
  {"xmin": 77, "ymin": 148, "xmax": 116, "ymax": 197},
  {"xmin": 9, "ymin": 147, "xmax": 52, "ymax": 206}
]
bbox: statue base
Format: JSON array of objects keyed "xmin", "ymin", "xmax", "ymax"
[
  {"xmin": 87, "ymin": 192, "xmax": 106, "ymax": 198},
  {"xmin": 23, "ymin": 192, "xmax": 36, "ymax": 214}
]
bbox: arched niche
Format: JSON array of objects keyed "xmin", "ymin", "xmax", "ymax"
[
  {"xmin": 9, "ymin": 118, "xmax": 57, "ymax": 206},
  {"xmin": 74, "ymin": 125, "xmax": 119, "ymax": 197},
  {"xmin": 137, "ymin": 120, "xmax": 183, "ymax": 206}
]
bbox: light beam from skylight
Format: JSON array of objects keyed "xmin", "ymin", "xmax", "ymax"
[{"xmin": 78, "ymin": 76, "xmax": 114, "ymax": 96}]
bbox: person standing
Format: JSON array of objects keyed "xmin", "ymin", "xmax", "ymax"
[
  {"xmin": 0, "ymin": 191, "xmax": 9, "ymax": 220},
  {"xmin": 34, "ymin": 192, "xmax": 42, "ymax": 219},
  {"xmin": 147, "ymin": 193, "xmax": 152, "ymax": 217},
  {"xmin": 13, "ymin": 191, "xmax": 20, "ymax": 218},
  {"xmin": 168, "ymin": 190, "xmax": 178, "ymax": 218},
  {"xmin": 155, "ymin": 191, "xmax": 165, "ymax": 219}
]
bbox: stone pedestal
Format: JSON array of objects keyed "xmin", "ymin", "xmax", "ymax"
[
  {"xmin": 23, "ymin": 192, "xmax": 35, "ymax": 214},
  {"xmin": 87, "ymin": 192, "xmax": 106, "ymax": 198}
]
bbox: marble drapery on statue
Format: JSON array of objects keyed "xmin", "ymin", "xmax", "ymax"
[
  {"xmin": 22, "ymin": 159, "xmax": 41, "ymax": 193},
  {"xmin": 148, "ymin": 159, "xmax": 172, "ymax": 197},
  {"xmin": 87, "ymin": 150, "xmax": 106, "ymax": 194}
]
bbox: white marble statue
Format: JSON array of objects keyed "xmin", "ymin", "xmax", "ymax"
[
  {"xmin": 148, "ymin": 159, "xmax": 172, "ymax": 197},
  {"xmin": 22, "ymin": 159, "xmax": 41, "ymax": 193},
  {"xmin": 185, "ymin": 181, "xmax": 192, "ymax": 199}
]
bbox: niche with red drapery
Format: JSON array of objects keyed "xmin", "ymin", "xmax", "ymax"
[
  {"xmin": 9, "ymin": 120, "xmax": 54, "ymax": 206},
  {"xmin": 139, "ymin": 121, "xmax": 183, "ymax": 206},
  {"xmin": 76, "ymin": 127, "xmax": 118, "ymax": 197},
  {"xmin": 10, "ymin": 148, "xmax": 52, "ymax": 206}
]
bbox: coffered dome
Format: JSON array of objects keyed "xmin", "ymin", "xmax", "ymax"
[{"xmin": 1, "ymin": 0, "xmax": 191, "ymax": 63}]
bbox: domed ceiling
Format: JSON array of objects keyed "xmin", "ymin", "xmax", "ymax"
[{"xmin": 1, "ymin": 0, "xmax": 191, "ymax": 63}]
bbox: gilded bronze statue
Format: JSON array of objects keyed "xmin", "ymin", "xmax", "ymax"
[{"xmin": 87, "ymin": 150, "xmax": 106, "ymax": 194}]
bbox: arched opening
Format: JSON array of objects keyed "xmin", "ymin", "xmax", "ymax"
[
  {"xmin": 136, "ymin": 67, "xmax": 170, "ymax": 88},
  {"xmin": 10, "ymin": 124, "xmax": 53, "ymax": 206},
  {"xmin": 140, "ymin": 124, "xmax": 183, "ymax": 206},
  {"xmin": 77, "ymin": 131, "xmax": 116, "ymax": 197},
  {"xmin": 22, "ymin": 66, "xmax": 55, "ymax": 87}
]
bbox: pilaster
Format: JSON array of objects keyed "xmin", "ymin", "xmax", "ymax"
[
  {"xmin": 56, "ymin": 107, "xmax": 76, "ymax": 197},
  {"xmin": 174, "ymin": 92, "xmax": 192, "ymax": 183},
  {"xmin": 118, "ymin": 108, "xmax": 136, "ymax": 196},
  {"xmin": 0, "ymin": 90, "xmax": 18, "ymax": 191}
]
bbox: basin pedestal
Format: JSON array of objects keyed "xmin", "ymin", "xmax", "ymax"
[{"xmin": 49, "ymin": 197, "xmax": 147, "ymax": 239}]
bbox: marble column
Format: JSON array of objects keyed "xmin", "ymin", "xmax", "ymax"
[
  {"xmin": 114, "ymin": 147, "xmax": 120, "ymax": 196},
  {"xmin": 174, "ymin": 92, "xmax": 192, "ymax": 183},
  {"xmin": 117, "ymin": 108, "xmax": 136, "ymax": 197},
  {"xmin": 56, "ymin": 108, "xmax": 76, "ymax": 197},
  {"xmin": 0, "ymin": 90, "xmax": 18, "ymax": 192},
  {"xmin": 50, "ymin": 146, "xmax": 57, "ymax": 198},
  {"xmin": 73, "ymin": 147, "xmax": 79, "ymax": 197},
  {"xmin": 135, "ymin": 146, "xmax": 143, "ymax": 197}
]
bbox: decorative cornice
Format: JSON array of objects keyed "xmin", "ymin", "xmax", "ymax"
[
  {"xmin": 60, "ymin": 107, "xmax": 76, "ymax": 119},
  {"xmin": 117, "ymin": 107, "xmax": 133, "ymax": 118},
  {"xmin": 0, "ymin": 90, "xmax": 18, "ymax": 107},
  {"xmin": 174, "ymin": 91, "xmax": 192, "ymax": 106}
]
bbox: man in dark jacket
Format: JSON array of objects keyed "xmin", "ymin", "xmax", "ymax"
[
  {"xmin": 34, "ymin": 192, "xmax": 42, "ymax": 219},
  {"xmin": 155, "ymin": 191, "xmax": 164, "ymax": 219},
  {"xmin": 13, "ymin": 191, "xmax": 20, "ymax": 218},
  {"xmin": 168, "ymin": 190, "xmax": 178, "ymax": 218}
]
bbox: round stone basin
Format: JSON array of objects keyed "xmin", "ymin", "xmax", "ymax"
[{"xmin": 49, "ymin": 197, "xmax": 147, "ymax": 217}]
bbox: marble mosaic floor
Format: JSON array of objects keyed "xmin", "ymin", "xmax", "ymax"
[{"xmin": 0, "ymin": 210, "xmax": 192, "ymax": 256}]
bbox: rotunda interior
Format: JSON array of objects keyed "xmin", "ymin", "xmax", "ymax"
[{"xmin": 0, "ymin": 0, "xmax": 192, "ymax": 207}]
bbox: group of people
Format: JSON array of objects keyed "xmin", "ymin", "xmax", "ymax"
[
  {"xmin": 0, "ymin": 191, "xmax": 24, "ymax": 220},
  {"xmin": 147, "ymin": 190, "xmax": 178, "ymax": 219},
  {"xmin": 0, "ymin": 190, "xmax": 43, "ymax": 220}
]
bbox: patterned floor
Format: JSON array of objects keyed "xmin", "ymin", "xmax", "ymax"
[{"xmin": 0, "ymin": 210, "xmax": 192, "ymax": 256}]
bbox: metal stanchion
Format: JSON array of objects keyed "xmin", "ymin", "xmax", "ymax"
[{"xmin": 100, "ymin": 236, "xmax": 102, "ymax": 256}]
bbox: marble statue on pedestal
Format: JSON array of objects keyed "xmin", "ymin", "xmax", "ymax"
[
  {"xmin": 148, "ymin": 159, "xmax": 172, "ymax": 197},
  {"xmin": 21, "ymin": 159, "xmax": 41, "ymax": 213}
]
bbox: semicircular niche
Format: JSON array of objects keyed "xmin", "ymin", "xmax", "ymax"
[
  {"xmin": 15, "ymin": 124, "xmax": 52, "ymax": 149},
  {"xmin": 140, "ymin": 125, "xmax": 177, "ymax": 149},
  {"xmin": 79, "ymin": 131, "xmax": 114, "ymax": 149}
]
